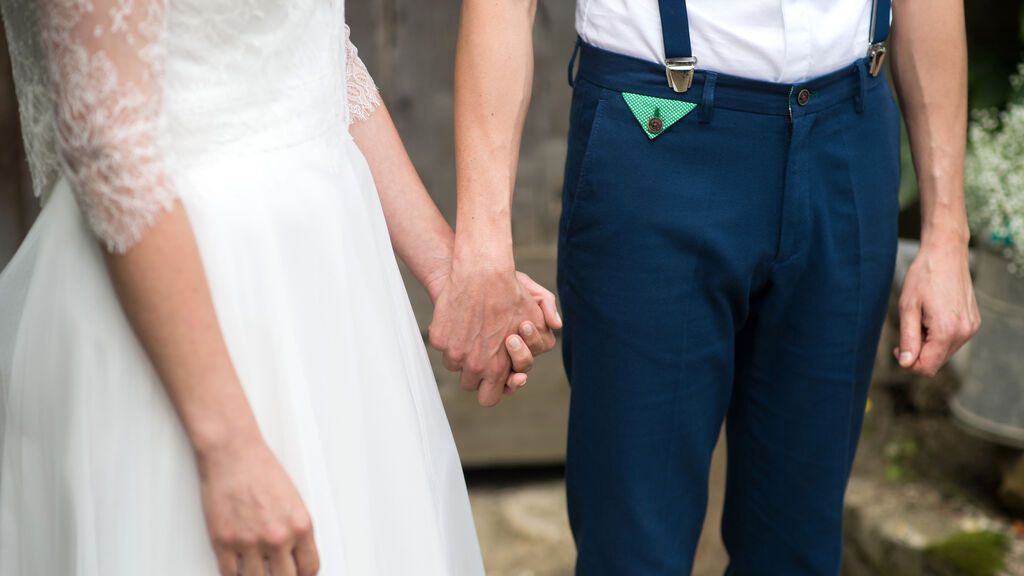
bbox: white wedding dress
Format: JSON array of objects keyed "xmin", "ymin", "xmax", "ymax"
[{"xmin": 0, "ymin": 1, "xmax": 484, "ymax": 574}]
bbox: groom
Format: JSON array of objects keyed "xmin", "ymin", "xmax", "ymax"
[{"xmin": 434, "ymin": 0, "xmax": 980, "ymax": 573}]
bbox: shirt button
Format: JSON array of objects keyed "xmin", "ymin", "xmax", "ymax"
[
  {"xmin": 647, "ymin": 116, "xmax": 664, "ymax": 134},
  {"xmin": 796, "ymin": 88, "xmax": 811, "ymax": 106}
]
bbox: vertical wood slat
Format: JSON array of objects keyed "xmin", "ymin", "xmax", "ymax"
[{"xmin": 0, "ymin": 15, "xmax": 38, "ymax": 268}]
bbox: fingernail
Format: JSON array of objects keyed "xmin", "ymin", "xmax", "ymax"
[
  {"xmin": 899, "ymin": 351, "xmax": 914, "ymax": 365},
  {"xmin": 518, "ymin": 376, "xmax": 528, "ymax": 387},
  {"xmin": 508, "ymin": 336, "xmax": 522, "ymax": 350},
  {"xmin": 522, "ymin": 323, "xmax": 535, "ymax": 336},
  {"xmin": 556, "ymin": 311, "xmax": 563, "ymax": 325}
]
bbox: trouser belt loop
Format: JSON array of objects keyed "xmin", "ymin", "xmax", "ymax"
[
  {"xmin": 699, "ymin": 72, "xmax": 718, "ymax": 124},
  {"xmin": 567, "ymin": 36, "xmax": 583, "ymax": 88},
  {"xmin": 855, "ymin": 60, "xmax": 868, "ymax": 114}
]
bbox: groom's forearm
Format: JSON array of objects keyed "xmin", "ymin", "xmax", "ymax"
[
  {"xmin": 453, "ymin": 0, "xmax": 537, "ymax": 272},
  {"xmin": 891, "ymin": 0, "xmax": 969, "ymax": 249}
]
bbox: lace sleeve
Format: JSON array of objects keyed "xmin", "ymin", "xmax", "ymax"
[
  {"xmin": 344, "ymin": 27, "xmax": 381, "ymax": 124},
  {"xmin": 41, "ymin": 0, "xmax": 175, "ymax": 254}
]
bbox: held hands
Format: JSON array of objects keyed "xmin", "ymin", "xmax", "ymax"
[
  {"xmin": 895, "ymin": 240, "xmax": 980, "ymax": 376},
  {"xmin": 429, "ymin": 268, "xmax": 562, "ymax": 406},
  {"xmin": 198, "ymin": 437, "xmax": 320, "ymax": 576}
]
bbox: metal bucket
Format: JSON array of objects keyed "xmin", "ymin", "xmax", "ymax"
[{"xmin": 951, "ymin": 246, "xmax": 1024, "ymax": 447}]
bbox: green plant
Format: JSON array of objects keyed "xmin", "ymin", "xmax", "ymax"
[
  {"xmin": 925, "ymin": 530, "xmax": 1009, "ymax": 576},
  {"xmin": 965, "ymin": 61, "xmax": 1024, "ymax": 274},
  {"xmin": 883, "ymin": 435, "xmax": 919, "ymax": 482}
]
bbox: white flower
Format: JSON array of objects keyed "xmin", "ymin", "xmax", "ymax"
[{"xmin": 965, "ymin": 62, "xmax": 1024, "ymax": 275}]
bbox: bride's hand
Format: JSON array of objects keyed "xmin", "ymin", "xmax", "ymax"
[
  {"xmin": 514, "ymin": 271, "xmax": 562, "ymax": 349},
  {"xmin": 502, "ymin": 271, "xmax": 562, "ymax": 395},
  {"xmin": 198, "ymin": 438, "xmax": 320, "ymax": 576}
]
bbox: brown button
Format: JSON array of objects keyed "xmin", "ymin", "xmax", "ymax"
[
  {"xmin": 647, "ymin": 116, "xmax": 664, "ymax": 134},
  {"xmin": 796, "ymin": 88, "xmax": 811, "ymax": 106}
]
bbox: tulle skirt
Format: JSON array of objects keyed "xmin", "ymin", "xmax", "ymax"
[{"xmin": 0, "ymin": 130, "xmax": 483, "ymax": 575}]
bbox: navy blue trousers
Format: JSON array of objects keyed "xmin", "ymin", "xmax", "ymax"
[{"xmin": 558, "ymin": 43, "xmax": 901, "ymax": 575}]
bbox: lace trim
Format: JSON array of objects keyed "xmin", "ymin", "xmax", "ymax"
[
  {"xmin": 41, "ymin": 0, "xmax": 176, "ymax": 253},
  {"xmin": 344, "ymin": 25, "xmax": 381, "ymax": 124},
  {"xmin": 3, "ymin": 2, "xmax": 374, "ymax": 252}
]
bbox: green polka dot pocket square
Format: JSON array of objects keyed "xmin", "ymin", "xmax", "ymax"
[{"xmin": 621, "ymin": 92, "xmax": 697, "ymax": 140}]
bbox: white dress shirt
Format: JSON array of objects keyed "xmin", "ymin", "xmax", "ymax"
[{"xmin": 576, "ymin": 0, "xmax": 876, "ymax": 84}]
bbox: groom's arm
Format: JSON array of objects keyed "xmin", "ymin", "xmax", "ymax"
[
  {"xmin": 431, "ymin": 0, "xmax": 556, "ymax": 407},
  {"xmin": 454, "ymin": 0, "xmax": 537, "ymax": 259},
  {"xmin": 891, "ymin": 0, "xmax": 980, "ymax": 376}
]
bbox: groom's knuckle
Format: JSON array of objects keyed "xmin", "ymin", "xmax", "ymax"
[
  {"xmin": 262, "ymin": 525, "xmax": 291, "ymax": 547},
  {"xmin": 212, "ymin": 529, "xmax": 235, "ymax": 547},
  {"xmin": 300, "ymin": 557, "xmax": 321, "ymax": 576},
  {"xmin": 954, "ymin": 323, "xmax": 969, "ymax": 340},
  {"xmin": 427, "ymin": 328, "xmax": 445, "ymax": 350},
  {"xmin": 464, "ymin": 356, "xmax": 484, "ymax": 373},
  {"xmin": 290, "ymin": 514, "xmax": 313, "ymax": 536},
  {"xmin": 961, "ymin": 317, "xmax": 979, "ymax": 338},
  {"xmin": 449, "ymin": 349, "xmax": 467, "ymax": 365},
  {"xmin": 234, "ymin": 533, "xmax": 257, "ymax": 548},
  {"xmin": 936, "ymin": 320, "xmax": 957, "ymax": 340}
]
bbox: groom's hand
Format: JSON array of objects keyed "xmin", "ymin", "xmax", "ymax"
[
  {"xmin": 430, "ymin": 266, "xmax": 559, "ymax": 407},
  {"xmin": 895, "ymin": 239, "xmax": 980, "ymax": 376}
]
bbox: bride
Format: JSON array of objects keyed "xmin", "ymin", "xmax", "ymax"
[{"xmin": 0, "ymin": 1, "xmax": 560, "ymax": 574}]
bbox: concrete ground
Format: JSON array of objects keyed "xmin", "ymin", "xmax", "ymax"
[{"xmin": 467, "ymin": 437, "xmax": 730, "ymax": 576}]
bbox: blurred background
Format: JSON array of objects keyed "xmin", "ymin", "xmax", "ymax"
[{"xmin": 3, "ymin": 1, "xmax": 1024, "ymax": 574}]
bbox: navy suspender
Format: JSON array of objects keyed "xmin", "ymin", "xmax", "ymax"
[
  {"xmin": 868, "ymin": 0, "xmax": 891, "ymax": 76},
  {"xmin": 657, "ymin": 0, "xmax": 692, "ymax": 60},
  {"xmin": 658, "ymin": 0, "xmax": 698, "ymax": 92},
  {"xmin": 656, "ymin": 0, "xmax": 893, "ymax": 92},
  {"xmin": 871, "ymin": 0, "xmax": 892, "ymax": 45}
]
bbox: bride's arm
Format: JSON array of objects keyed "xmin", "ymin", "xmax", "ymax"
[
  {"xmin": 343, "ymin": 33, "xmax": 452, "ymax": 301},
  {"xmin": 350, "ymin": 102, "xmax": 545, "ymax": 387},
  {"xmin": 344, "ymin": 38, "xmax": 555, "ymax": 386},
  {"xmin": 104, "ymin": 211, "xmax": 320, "ymax": 576},
  {"xmin": 40, "ymin": 2, "xmax": 318, "ymax": 574},
  {"xmin": 349, "ymin": 105, "xmax": 455, "ymax": 302}
]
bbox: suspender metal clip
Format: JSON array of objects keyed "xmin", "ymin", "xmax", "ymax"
[
  {"xmin": 867, "ymin": 42, "xmax": 887, "ymax": 77},
  {"xmin": 665, "ymin": 57, "xmax": 697, "ymax": 93}
]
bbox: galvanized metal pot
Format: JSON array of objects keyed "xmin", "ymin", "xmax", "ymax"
[{"xmin": 952, "ymin": 245, "xmax": 1024, "ymax": 447}]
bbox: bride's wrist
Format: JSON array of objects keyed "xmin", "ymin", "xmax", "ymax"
[
  {"xmin": 423, "ymin": 265, "xmax": 451, "ymax": 304},
  {"xmin": 188, "ymin": 416, "xmax": 265, "ymax": 473}
]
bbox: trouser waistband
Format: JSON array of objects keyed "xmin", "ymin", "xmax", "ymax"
[{"xmin": 571, "ymin": 40, "xmax": 887, "ymax": 119}]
